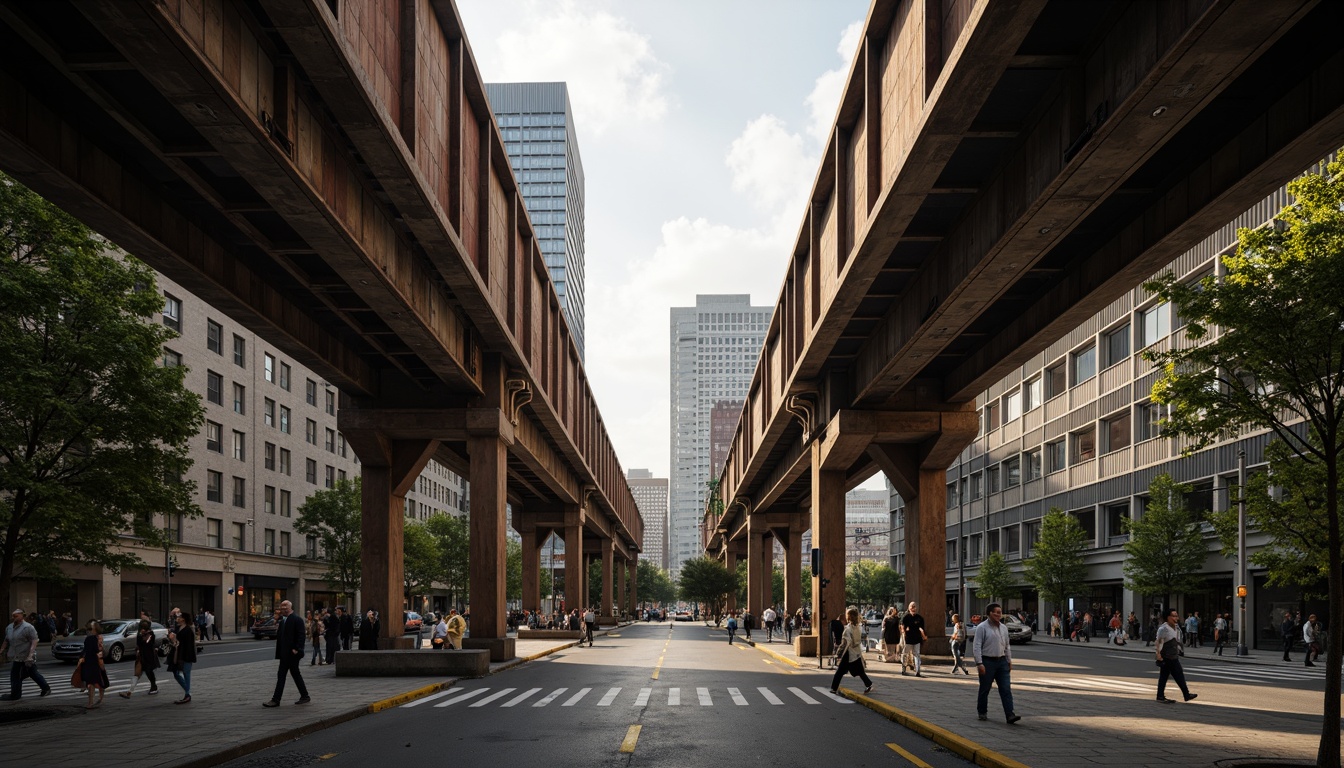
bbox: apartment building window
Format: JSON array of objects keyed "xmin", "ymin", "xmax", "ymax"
[
  {"xmin": 325, "ymin": 428, "xmax": 335, "ymax": 453},
  {"xmin": 1024, "ymin": 377, "xmax": 1043, "ymax": 411},
  {"xmin": 232, "ymin": 334, "xmax": 246, "ymax": 367},
  {"xmin": 279, "ymin": 448, "xmax": 291, "ymax": 476},
  {"xmin": 305, "ymin": 535, "xmax": 318, "ymax": 559},
  {"xmin": 1005, "ymin": 525, "xmax": 1020, "ymax": 556},
  {"xmin": 232, "ymin": 383, "xmax": 245, "ymax": 415},
  {"xmin": 1072, "ymin": 343, "xmax": 1097, "ymax": 384},
  {"xmin": 1106, "ymin": 502, "xmax": 1130, "ymax": 542},
  {"xmin": 232, "ymin": 476, "xmax": 246, "ymax": 508},
  {"xmin": 306, "ymin": 459, "xmax": 317, "ymax": 484},
  {"xmin": 1071, "ymin": 509, "xmax": 1096, "ymax": 544},
  {"xmin": 325, "ymin": 389, "xmax": 336, "ymax": 416},
  {"xmin": 280, "ymin": 489, "xmax": 292, "ymax": 517},
  {"xmin": 1045, "ymin": 363, "xmax": 1066, "ymax": 399},
  {"xmin": 1072, "ymin": 425, "xmax": 1097, "ymax": 462},
  {"xmin": 986, "ymin": 529, "xmax": 999, "ymax": 555},
  {"xmin": 968, "ymin": 533, "xmax": 982, "ymax": 564},
  {"xmin": 1025, "ymin": 447, "xmax": 1042, "ymax": 481},
  {"xmin": 264, "ymin": 398, "xmax": 275, "ymax": 427},
  {"xmin": 1003, "ymin": 456, "xmax": 1021, "ymax": 488},
  {"xmin": 987, "ymin": 465, "xmax": 1000, "ymax": 494},
  {"xmin": 1003, "ymin": 389, "xmax": 1022, "ymax": 423},
  {"xmin": 207, "ymin": 518, "xmax": 222, "ymax": 548},
  {"xmin": 206, "ymin": 371, "xmax": 223, "ymax": 405},
  {"xmin": 207, "ymin": 320, "xmax": 222, "ymax": 354},
  {"xmin": 279, "ymin": 362, "xmax": 291, "ymax": 391},
  {"xmin": 338, "ymin": 434, "xmax": 347, "ymax": 458},
  {"xmin": 206, "ymin": 470, "xmax": 222, "ymax": 503},
  {"xmin": 264, "ymin": 528, "xmax": 275, "ymax": 554},
  {"xmin": 264, "ymin": 353, "xmax": 275, "ymax": 382},
  {"xmin": 325, "ymin": 465, "xmax": 335, "ymax": 488},
  {"xmin": 165, "ymin": 513, "xmax": 182, "ymax": 543},
  {"xmin": 232, "ymin": 522, "xmax": 246, "ymax": 551},
  {"xmin": 279, "ymin": 406, "xmax": 291, "ymax": 434},
  {"xmin": 970, "ymin": 472, "xmax": 983, "ymax": 500},
  {"xmin": 946, "ymin": 483, "xmax": 958, "ymax": 509},
  {"xmin": 305, "ymin": 379, "xmax": 317, "ymax": 406},
  {"xmin": 946, "ymin": 540, "xmax": 958, "ymax": 568},
  {"xmin": 337, "ymin": 469, "xmax": 347, "ymax": 483},
  {"xmin": 279, "ymin": 531, "xmax": 291, "ymax": 557},
  {"xmin": 264, "ymin": 442, "xmax": 275, "ymax": 470},
  {"xmin": 1105, "ymin": 323, "xmax": 1131, "ymax": 367},
  {"xmin": 1137, "ymin": 401, "xmax": 1163, "ymax": 441},
  {"xmin": 162, "ymin": 294, "xmax": 182, "ymax": 332},
  {"xmin": 264, "ymin": 485, "xmax": 275, "ymax": 514},
  {"xmin": 1104, "ymin": 410, "xmax": 1131, "ymax": 452},
  {"xmin": 1025, "ymin": 520, "xmax": 1042, "ymax": 555},
  {"xmin": 984, "ymin": 401, "xmax": 1000, "ymax": 432},
  {"xmin": 205, "ymin": 421, "xmax": 222, "ymax": 453},
  {"xmin": 162, "ymin": 348, "xmax": 182, "ymax": 368},
  {"xmin": 232, "ymin": 430, "xmax": 246, "ymax": 460},
  {"xmin": 1046, "ymin": 439, "xmax": 1067, "ymax": 473},
  {"xmin": 1141, "ymin": 302, "xmax": 1171, "ymax": 348},
  {"xmin": 306, "ymin": 419, "xmax": 318, "ymax": 446}
]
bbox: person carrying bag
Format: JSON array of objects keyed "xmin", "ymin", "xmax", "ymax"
[{"xmin": 828, "ymin": 607, "xmax": 874, "ymax": 695}]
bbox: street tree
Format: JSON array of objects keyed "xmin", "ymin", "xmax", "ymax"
[
  {"xmin": 1022, "ymin": 508, "xmax": 1090, "ymax": 617},
  {"xmin": 1145, "ymin": 154, "xmax": 1344, "ymax": 765},
  {"xmin": 846, "ymin": 560, "xmax": 903, "ymax": 610},
  {"xmin": 0, "ymin": 173, "xmax": 203, "ymax": 600},
  {"xmin": 1121, "ymin": 474, "xmax": 1208, "ymax": 609},
  {"xmin": 636, "ymin": 560, "xmax": 677, "ymax": 606},
  {"xmin": 974, "ymin": 551, "xmax": 1019, "ymax": 604},
  {"xmin": 294, "ymin": 478, "xmax": 363, "ymax": 601},
  {"xmin": 678, "ymin": 556, "xmax": 739, "ymax": 626},
  {"xmin": 423, "ymin": 513, "xmax": 469, "ymax": 609},
  {"xmin": 505, "ymin": 543, "xmax": 553, "ymax": 608},
  {"xmin": 403, "ymin": 520, "xmax": 440, "ymax": 604}
]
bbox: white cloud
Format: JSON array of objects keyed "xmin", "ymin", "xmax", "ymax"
[
  {"xmin": 725, "ymin": 115, "xmax": 816, "ymax": 216},
  {"xmin": 486, "ymin": 0, "xmax": 670, "ymax": 135},
  {"xmin": 804, "ymin": 20, "xmax": 864, "ymax": 142}
]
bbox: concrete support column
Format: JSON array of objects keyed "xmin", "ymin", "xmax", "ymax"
[
  {"xmin": 747, "ymin": 531, "xmax": 765, "ymax": 618},
  {"xmin": 759, "ymin": 534, "xmax": 774, "ymax": 611},
  {"xmin": 627, "ymin": 558, "xmax": 638, "ymax": 615},
  {"xmin": 466, "ymin": 424, "xmax": 511, "ymax": 659},
  {"xmin": 564, "ymin": 521, "xmax": 583, "ymax": 613},
  {"xmin": 723, "ymin": 545, "xmax": 738, "ymax": 615},
  {"xmin": 360, "ymin": 463, "xmax": 406, "ymax": 646},
  {"xmin": 810, "ymin": 441, "xmax": 846, "ymax": 657},
  {"xmin": 907, "ymin": 467, "xmax": 950, "ymax": 654},
  {"xmin": 616, "ymin": 556, "xmax": 626, "ymax": 619},
  {"xmin": 601, "ymin": 538, "xmax": 615, "ymax": 621}
]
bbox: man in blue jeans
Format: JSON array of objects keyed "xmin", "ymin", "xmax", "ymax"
[
  {"xmin": 2, "ymin": 609, "xmax": 52, "ymax": 700},
  {"xmin": 973, "ymin": 603, "xmax": 1020, "ymax": 724}
]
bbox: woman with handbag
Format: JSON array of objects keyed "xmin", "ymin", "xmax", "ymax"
[
  {"xmin": 167, "ymin": 610, "xmax": 197, "ymax": 704},
  {"xmin": 77, "ymin": 620, "xmax": 110, "ymax": 709},
  {"xmin": 880, "ymin": 607, "xmax": 901, "ymax": 663},
  {"xmin": 117, "ymin": 619, "xmax": 160, "ymax": 698},
  {"xmin": 829, "ymin": 607, "xmax": 874, "ymax": 695}
]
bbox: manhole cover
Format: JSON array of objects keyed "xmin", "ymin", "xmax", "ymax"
[{"xmin": 0, "ymin": 709, "xmax": 63, "ymax": 726}]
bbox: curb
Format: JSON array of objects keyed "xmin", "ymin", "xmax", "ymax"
[
  {"xmin": 836, "ymin": 688, "xmax": 1030, "ymax": 768},
  {"xmin": 366, "ymin": 680, "xmax": 457, "ymax": 713},
  {"xmin": 746, "ymin": 641, "xmax": 802, "ymax": 668},
  {"xmin": 186, "ymin": 703, "xmax": 372, "ymax": 768}
]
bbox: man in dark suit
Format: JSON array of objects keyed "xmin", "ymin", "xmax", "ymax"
[
  {"xmin": 263, "ymin": 600, "xmax": 310, "ymax": 707},
  {"xmin": 337, "ymin": 606, "xmax": 355, "ymax": 651}
]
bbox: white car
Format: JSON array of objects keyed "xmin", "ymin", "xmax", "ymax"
[{"xmin": 954, "ymin": 614, "xmax": 1034, "ymax": 644}]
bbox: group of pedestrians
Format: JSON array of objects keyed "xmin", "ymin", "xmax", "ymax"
[{"xmin": 724, "ymin": 605, "xmax": 804, "ymax": 644}]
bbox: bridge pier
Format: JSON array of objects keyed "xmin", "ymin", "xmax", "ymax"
[
  {"xmin": 810, "ymin": 441, "xmax": 847, "ymax": 658},
  {"xmin": 600, "ymin": 538, "xmax": 615, "ymax": 621},
  {"xmin": 627, "ymin": 558, "xmax": 638, "ymax": 617}
]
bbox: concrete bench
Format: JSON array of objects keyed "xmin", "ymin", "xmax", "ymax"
[
  {"xmin": 334, "ymin": 649, "xmax": 489, "ymax": 678},
  {"xmin": 515, "ymin": 629, "xmax": 583, "ymax": 640}
]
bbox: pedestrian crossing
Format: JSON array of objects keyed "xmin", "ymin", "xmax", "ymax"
[
  {"xmin": 400, "ymin": 685, "xmax": 857, "ymax": 710},
  {"xmin": 1014, "ymin": 661, "xmax": 1333, "ymax": 695}
]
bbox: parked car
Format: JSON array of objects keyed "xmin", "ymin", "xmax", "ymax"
[
  {"xmin": 250, "ymin": 615, "xmax": 280, "ymax": 640},
  {"xmin": 404, "ymin": 611, "xmax": 423, "ymax": 634},
  {"xmin": 673, "ymin": 611, "xmax": 693, "ymax": 622},
  {"xmin": 52, "ymin": 619, "xmax": 169, "ymax": 663},
  {"xmin": 864, "ymin": 610, "xmax": 882, "ymax": 627},
  {"xmin": 953, "ymin": 614, "xmax": 1034, "ymax": 644}
]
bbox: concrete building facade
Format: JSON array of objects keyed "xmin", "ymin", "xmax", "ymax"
[{"xmin": 627, "ymin": 469, "xmax": 669, "ymax": 572}]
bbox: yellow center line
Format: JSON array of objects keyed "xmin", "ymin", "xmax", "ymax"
[
  {"xmin": 619, "ymin": 725, "xmax": 642, "ymax": 753},
  {"xmin": 318, "ymin": 755, "xmax": 338, "ymax": 762},
  {"xmin": 885, "ymin": 743, "xmax": 933, "ymax": 768},
  {"xmin": 652, "ymin": 654, "xmax": 665, "ymax": 679}
]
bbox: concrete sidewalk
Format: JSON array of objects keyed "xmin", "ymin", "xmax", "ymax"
[
  {"xmin": 0, "ymin": 626, "xmax": 624, "ymax": 768},
  {"xmin": 743, "ymin": 633, "xmax": 1329, "ymax": 767}
]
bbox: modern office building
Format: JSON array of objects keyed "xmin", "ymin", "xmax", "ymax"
[
  {"xmin": 485, "ymin": 82, "xmax": 587, "ymax": 359},
  {"xmin": 627, "ymin": 469, "xmax": 669, "ymax": 572},
  {"xmin": 800, "ymin": 489, "xmax": 891, "ymax": 567},
  {"xmin": 889, "ymin": 163, "xmax": 1329, "ymax": 649},
  {"xmin": 669, "ymin": 295, "xmax": 770, "ymax": 577}
]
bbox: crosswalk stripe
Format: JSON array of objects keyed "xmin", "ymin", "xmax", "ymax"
[
  {"xmin": 788, "ymin": 687, "xmax": 820, "ymax": 704},
  {"xmin": 1075, "ymin": 678, "xmax": 1149, "ymax": 691},
  {"xmin": 435, "ymin": 688, "xmax": 487, "ymax": 707},
  {"xmin": 758, "ymin": 687, "xmax": 784, "ymax": 705},
  {"xmin": 401, "ymin": 689, "xmax": 455, "ymax": 708},
  {"xmin": 697, "ymin": 687, "xmax": 712, "ymax": 706},
  {"xmin": 668, "ymin": 687, "xmax": 680, "ymax": 706},
  {"xmin": 562, "ymin": 687, "xmax": 591, "ymax": 706},
  {"xmin": 534, "ymin": 688, "xmax": 567, "ymax": 707},
  {"xmin": 634, "ymin": 687, "xmax": 651, "ymax": 706},
  {"xmin": 501, "ymin": 688, "xmax": 542, "ymax": 707},
  {"xmin": 597, "ymin": 687, "xmax": 622, "ymax": 706},
  {"xmin": 728, "ymin": 687, "xmax": 748, "ymax": 705},
  {"xmin": 815, "ymin": 687, "xmax": 853, "ymax": 703},
  {"xmin": 471, "ymin": 688, "xmax": 516, "ymax": 707},
  {"xmin": 1186, "ymin": 666, "xmax": 1319, "ymax": 679}
]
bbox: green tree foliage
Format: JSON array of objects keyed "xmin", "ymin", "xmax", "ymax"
[
  {"xmin": 587, "ymin": 559, "xmax": 603, "ymax": 609},
  {"xmin": 403, "ymin": 520, "xmax": 440, "ymax": 601},
  {"xmin": 0, "ymin": 173, "xmax": 204, "ymax": 599},
  {"xmin": 1143, "ymin": 153, "xmax": 1344, "ymax": 766},
  {"xmin": 678, "ymin": 556, "xmax": 739, "ymax": 625},
  {"xmin": 846, "ymin": 560, "xmax": 904, "ymax": 609},
  {"xmin": 636, "ymin": 560, "xmax": 677, "ymax": 606},
  {"xmin": 1121, "ymin": 475, "xmax": 1207, "ymax": 605},
  {"xmin": 294, "ymin": 478, "xmax": 363, "ymax": 600},
  {"xmin": 424, "ymin": 513, "xmax": 469, "ymax": 608},
  {"xmin": 974, "ymin": 551, "xmax": 1019, "ymax": 603},
  {"xmin": 1022, "ymin": 508, "xmax": 1089, "ymax": 612},
  {"xmin": 772, "ymin": 566, "xmax": 785, "ymax": 606}
]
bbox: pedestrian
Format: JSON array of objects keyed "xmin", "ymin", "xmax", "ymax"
[
  {"xmin": 726, "ymin": 613, "xmax": 738, "ymax": 644},
  {"xmin": 324, "ymin": 609, "xmax": 340, "ymax": 664},
  {"xmin": 30, "ymin": 612, "xmax": 52, "ymax": 645},
  {"xmin": 167, "ymin": 610, "xmax": 196, "ymax": 704},
  {"xmin": 358, "ymin": 609, "xmax": 380, "ymax": 650},
  {"xmin": 741, "ymin": 608, "xmax": 754, "ymax": 641},
  {"xmin": 1049, "ymin": 611, "xmax": 1060, "ymax": 638},
  {"xmin": 949, "ymin": 614, "xmax": 969, "ymax": 674},
  {"xmin": 207, "ymin": 609, "xmax": 221, "ymax": 641},
  {"xmin": 1280, "ymin": 611, "xmax": 1296, "ymax": 662},
  {"xmin": 583, "ymin": 606, "xmax": 597, "ymax": 646},
  {"xmin": 118, "ymin": 619, "xmax": 160, "ymax": 699},
  {"xmin": 900, "ymin": 601, "xmax": 927, "ymax": 677},
  {"xmin": 762, "ymin": 606, "xmax": 777, "ymax": 642},
  {"xmin": 785, "ymin": 612, "xmax": 795, "ymax": 644},
  {"xmin": 829, "ymin": 607, "xmax": 874, "ymax": 695},
  {"xmin": 973, "ymin": 603, "xmax": 1021, "ymax": 724},
  {"xmin": 1155, "ymin": 608, "xmax": 1197, "ymax": 703},
  {"xmin": 1184, "ymin": 612, "xmax": 1200, "ymax": 648},
  {"xmin": 1303, "ymin": 614, "xmax": 1320, "ymax": 667},
  {"xmin": 1127, "ymin": 611, "xmax": 1140, "ymax": 641},
  {"xmin": 1, "ymin": 608, "xmax": 52, "ymax": 700},
  {"xmin": 77, "ymin": 619, "xmax": 110, "ymax": 709},
  {"xmin": 432, "ymin": 613, "xmax": 448, "ymax": 649},
  {"xmin": 880, "ymin": 607, "xmax": 901, "ymax": 663},
  {"xmin": 264, "ymin": 599, "xmax": 311, "ymax": 707},
  {"xmin": 196, "ymin": 608, "xmax": 209, "ymax": 645},
  {"xmin": 1213, "ymin": 613, "xmax": 1228, "ymax": 655},
  {"xmin": 445, "ymin": 608, "xmax": 465, "ymax": 650},
  {"xmin": 307, "ymin": 610, "xmax": 325, "ymax": 665}
]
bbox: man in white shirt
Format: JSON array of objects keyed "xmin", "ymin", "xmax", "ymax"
[
  {"xmin": 1155, "ymin": 608, "xmax": 1197, "ymax": 703},
  {"xmin": 2, "ymin": 609, "xmax": 52, "ymax": 700},
  {"xmin": 972, "ymin": 603, "xmax": 1020, "ymax": 724},
  {"xmin": 1303, "ymin": 614, "xmax": 1320, "ymax": 667},
  {"xmin": 762, "ymin": 607, "xmax": 777, "ymax": 643}
]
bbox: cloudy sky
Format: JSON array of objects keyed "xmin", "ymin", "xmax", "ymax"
[{"xmin": 457, "ymin": 0, "xmax": 872, "ymax": 480}]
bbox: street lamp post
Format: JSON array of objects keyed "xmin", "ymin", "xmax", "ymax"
[{"xmin": 1236, "ymin": 450, "xmax": 1249, "ymax": 656}]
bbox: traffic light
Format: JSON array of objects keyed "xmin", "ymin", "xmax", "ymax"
[
  {"xmin": 810, "ymin": 548, "xmax": 822, "ymax": 577},
  {"xmin": 167, "ymin": 558, "xmax": 177, "ymax": 577}
]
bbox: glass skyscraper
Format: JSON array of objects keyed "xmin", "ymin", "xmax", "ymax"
[{"xmin": 485, "ymin": 82, "xmax": 587, "ymax": 358}]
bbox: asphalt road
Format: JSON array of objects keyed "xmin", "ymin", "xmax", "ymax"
[{"xmin": 216, "ymin": 622, "xmax": 974, "ymax": 768}]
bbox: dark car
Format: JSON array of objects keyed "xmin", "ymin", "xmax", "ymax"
[
  {"xmin": 250, "ymin": 615, "xmax": 280, "ymax": 640},
  {"xmin": 52, "ymin": 619, "xmax": 169, "ymax": 663}
]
